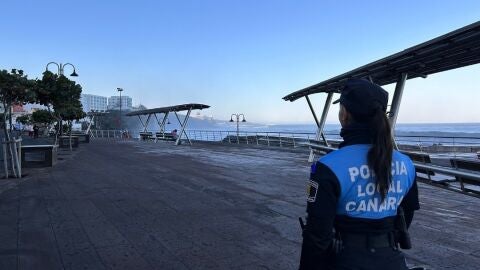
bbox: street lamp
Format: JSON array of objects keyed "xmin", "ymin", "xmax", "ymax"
[
  {"xmin": 44, "ymin": 62, "xmax": 78, "ymax": 137},
  {"xmin": 229, "ymin": 113, "xmax": 246, "ymax": 143},
  {"xmin": 45, "ymin": 62, "xmax": 78, "ymax": 76},
  {"xmin": 117, "ymin": 88, "xmax": 123, "ymax": 131}
]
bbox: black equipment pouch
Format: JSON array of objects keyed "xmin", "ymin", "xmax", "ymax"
[{"xmin": 395, "ymin": 206, "xmax": 412, "ymax": 249}]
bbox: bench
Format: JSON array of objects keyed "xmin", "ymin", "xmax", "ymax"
[
  {"xmin": 21, "ymin": 145, "xmax": 58, "ymax": 168},
  {"xmin": 450, "ymin": 158, "xmax": 480, "ymax": 194},
  {"xmin": 69, "ymin": 133, "xmax": 90, "ymax": 143},
  {"xmin": 401, "ymin": 151, "xmax": 435, "ymax": 177},
  {"xmin": 58, "ymin": 136, "xmax": 79, "ymax": 148},
  {"xmin": 400, "ymin": 151, "xmax": 456, "ymax": 183},
  {"xmin": 155, "ymin": 132, "xmax": 176, "ymax": 142},
  {"xmin": 139, "ymin": 132, "xmax": 154, "ymax": 141}
]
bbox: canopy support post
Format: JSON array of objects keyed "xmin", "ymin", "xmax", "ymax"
[
  {"xmin": 306, "ymin": 94, "xmax": 332, "ymax": 162},
  {"xmin": 137, "ymin": 115, "xmax": 147, "ymax": 132},
  {"xmin": 144, "ymin": 114, "xmax": 152, "ymax": 132},
  {"xmin": 389, "ymin": 72, "xmax": 408, "ymax": 149},
  {"xmin": 175, "ymin": 109, "xmax": 192, "ymax": 145},
  {"xmin": 153, "ymin": 112, "xmax": 169, "ymax": 136},
  {"xmin": 159, "ymin": 112, "xmax": 169, "ymax": 135},
  {"xmin": 86, "ymin": 115, "xmax": 95, "ymax": 135}
]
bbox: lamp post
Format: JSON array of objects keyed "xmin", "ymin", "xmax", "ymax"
[
  {"xmin": 45, "ymin": 62, "xmax": 78, "ymax": 137},
  {"xmin": 229, "ymin": 113, "xmax": 246, "ymax": 144},
  {"xmin": 45, "ymin": 62, "xmax": 78, "ymax": 76},
  {"xmin": 117, "ymin": 88, "xmax": 123, "ymax": 131}
]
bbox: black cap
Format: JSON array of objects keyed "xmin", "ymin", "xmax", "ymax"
[{"xmin": 333, "ymin": 78, "xmax": 388, "ymax": 119}]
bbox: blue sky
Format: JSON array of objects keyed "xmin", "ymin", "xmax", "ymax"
[{"xmin": 1, "ymin": 0, "xmax": 479, "ymax": 124}]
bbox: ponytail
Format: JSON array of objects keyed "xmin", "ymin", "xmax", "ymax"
[{"xmin": 367, "ymin": 109, "xmax": 393, "ymax": 201}]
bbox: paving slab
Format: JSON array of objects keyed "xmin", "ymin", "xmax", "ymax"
[{"xmin": 0, "ymin": 139, "xmax": 478, "ymax": 269}]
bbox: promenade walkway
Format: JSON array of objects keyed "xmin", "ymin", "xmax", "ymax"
[{"xmin": 0, "ymin": 140, "xmax": 479, "ymax": 269}]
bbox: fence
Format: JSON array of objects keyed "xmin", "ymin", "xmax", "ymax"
[
  {"xmin": 186, "ymin": 130, "xmax": 321, "ymax": 148},
  {"xmin": 90, "ymin": 130, "xmax": 131, "ymax": 139},
  {"xmin": 91, "ymin": 129, "xmax": 480, "ymax": 196},
  {"xmin": 91, "ymin": 129, "xmax": 480, "ymax": 155}
]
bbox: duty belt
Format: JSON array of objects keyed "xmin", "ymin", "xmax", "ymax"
[{"xmin": 341, "ymin": 233, "xmax": 395, "ymax": 249}]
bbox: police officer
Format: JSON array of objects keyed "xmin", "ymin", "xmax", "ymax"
[{"xmin": 299, "ymin": 79, "xmax": 420, "ymax": 270}]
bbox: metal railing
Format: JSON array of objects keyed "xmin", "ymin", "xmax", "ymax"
[
  {"xmin": 186, "ymin": 130, "xmax": 321, "ymax": 148},
  {"xmin": 185, "ymin": 130, "xmax": 480, "ymax": 197},
  {"xmin": 90, "ymin": 129, "xmax": 480, "ymax": 154},
  {"xmin": 90, "ymin": 129, "xmax": 480, "ymax": 196},
  {"xmin": 185, "ymin": 130, "xmax": 480, "ymax": 154},
  {"xmin": 90, "ymin": 129, "xmax": 132, "ymax": 139}
]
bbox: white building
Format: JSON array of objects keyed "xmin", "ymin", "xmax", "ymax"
[
  {"xmin": 23, "ymin": 103, "xmax": 48, "ymax": 113},
  {"xmin": 108, "ymin": 95, "xmax": 133, "ymax": 111},
  {"xmin": 81, "ymin": 94, "xmax": 108, "ymax": 112}
]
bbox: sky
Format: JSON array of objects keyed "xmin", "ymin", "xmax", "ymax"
[{"xmin": 1, "ymin": 0, "xmax": 479, "ymax": 124}]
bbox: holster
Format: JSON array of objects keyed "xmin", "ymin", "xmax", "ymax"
[{"xmin": 394, "ymin": 206, "xmax": 412, "ymax": 249}]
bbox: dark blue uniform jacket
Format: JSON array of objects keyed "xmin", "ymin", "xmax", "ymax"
[{"xmin": 299, "ymin": 125, "xmax": 420, "ymax": 270}]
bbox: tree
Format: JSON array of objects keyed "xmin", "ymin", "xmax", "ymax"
[
  {"xmin": 0, "ymin": 69, "xmax": 36, "ymax": 139},
  {"xmin": 36, "ymin": 71, "xmax": 84, "ymax": 136},
  {"xmin": 15, "ymin": 114, "xmax": 32, "ymax": 126},
  {"xmin": 31, "ymin": 109, "xmax": 55, "ymax": 127},
  {"xmin": 0, "ymin": 69, "xmax": 37, "ymax": 178}
]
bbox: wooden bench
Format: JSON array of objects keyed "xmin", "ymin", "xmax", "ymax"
[
  {"xmin": 139, "ymin": 132, "xmax": 154, "ymax": 141},
  {"xmin": 155, "ymin": 132, "xmax": 176, "ymax": 142},
  {"xmin": 58, "ymin": 136, "xmax": 79, "ymax": 148},
  {"xmin": 21, "ymin": 145, "xmax": 58, "ymax": 168},
  {"xmin": 450, "ymin": 158, "xmax": 480, "ymax": 193}
]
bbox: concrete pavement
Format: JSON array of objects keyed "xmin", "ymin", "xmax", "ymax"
[{"xmin": 0, "ymin": 140, "xmax": 478, "ymax": 269}]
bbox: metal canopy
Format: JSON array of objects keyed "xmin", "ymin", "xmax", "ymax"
[
  {"xmin": 126, "ymin": 103, "xmax": 210, "ymax": 145},
  {"xmin": 282, "ymin": 21, "xmax": 480, "ymax": 162},
  {"xmin": 125, "ymin": 103, "xmax": 210, "ymax": 116},
  {"xmin": 283, "ymin": 21, "xmax": 480, "ymax": 102}
]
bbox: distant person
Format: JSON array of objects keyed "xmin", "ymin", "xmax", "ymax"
[
  {"xmin": 33, "ymin": 125, "xmax": 39, "ymax": 139},
  {"xmin": 299, "ymin": 79, "xmax": 420, "ymax": 270},
  {"xmin": 27, "ymin": 125, "xmax": 34, "ymax": 137},
  {"xmin": 171, "ymin": 129, "xmax": 178, "ymax": 140}
]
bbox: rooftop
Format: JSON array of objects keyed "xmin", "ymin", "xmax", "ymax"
[{"xmin": 0, "ymin": 140, "xmax": 479, "ymax": 269}]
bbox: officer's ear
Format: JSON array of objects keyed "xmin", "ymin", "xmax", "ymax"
[{"xmin": 338, "ymin": 105, "xmax": 352, "ymax": 127}]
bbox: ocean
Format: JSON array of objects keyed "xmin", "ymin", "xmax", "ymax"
[
  {"xmin": 218, "ymin": 122, "xmax": 480, "ymax": 137},
  {"xmin": 131, "ymin": 117, "xmax": 480, "ymax": 146},
  {"xmin": 201, "ymin": 122, "xmax": 480, "ymax": 146}
]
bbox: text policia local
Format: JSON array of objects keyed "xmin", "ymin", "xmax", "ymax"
[{"xmin": 345, "ymin": 161, "xmax": 409, "ymax": 213}]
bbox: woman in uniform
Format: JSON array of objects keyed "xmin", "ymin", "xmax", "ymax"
[{"xmin": 299, "ymin": 78, "xmax": 420, "ymax": 270}]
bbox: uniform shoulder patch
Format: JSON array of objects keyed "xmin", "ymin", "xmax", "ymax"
[
  {"xmin": 310, "ymin": 162, "xmax": 318, "ymax": 174},
  {"xmin": 306, "ymin": 180, "xmax": 319, "ymax": 203}
]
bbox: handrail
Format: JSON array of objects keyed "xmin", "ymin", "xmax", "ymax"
[
  {"xmin": 89, "ymin": 129, "xmax": 480, "ymax": 146},
  {"xmin": 88, "ymin": 128, "xmax": 480, "ymax": 197},
  {"xmin": 305, "ymin": 143, "xmax": 480, "ymax": 181},
  {"xmin": 414, "ymin": 162, "xmax": 480, "ymax": 181}
]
